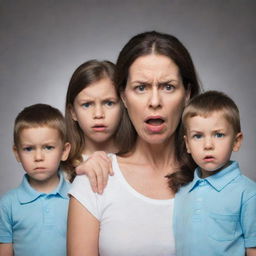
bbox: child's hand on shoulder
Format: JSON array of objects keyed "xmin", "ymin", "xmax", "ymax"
[{"xmin": 75, "ymin": 151, "xmax": 114, "ymax": 194}]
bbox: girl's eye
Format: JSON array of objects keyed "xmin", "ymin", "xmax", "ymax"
[
  {"xmin": 44, "ymin": 145, "xmax": 54, "ymax": 150},
  {"xmin": 215, "ymin": 133, "xmax": 225, "ymax": 138},
  {"xmin": 105, "ymin": 101, "xmax": 115, "ymax": 107},
  {"xmin": 82, "ymin": 102, "xmax": 91, "ymax": 108},
  {"xmin": 135, "ymin": 85, "xmax": 146, "ymax": 92},
  {"xmin": 192, "ymin": 134, "xmax": 202, "ymax": 139},
  {"xmin": 23, "ymin": 146, "xmax": 33, "ymax": 152}
]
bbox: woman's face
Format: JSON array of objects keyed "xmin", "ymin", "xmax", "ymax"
[{"xmin": 122, "ymin": 54, "xmax": 189, "ymax": 145}]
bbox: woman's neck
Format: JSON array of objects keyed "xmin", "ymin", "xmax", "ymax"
[{"xmin": 125, "ymin": 137, "xmax": 179, "ymax": 173}]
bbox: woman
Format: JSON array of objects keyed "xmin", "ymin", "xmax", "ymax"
[{"xmin": 67, "ymin": 31, "xmax": 201, "ymax": 256}]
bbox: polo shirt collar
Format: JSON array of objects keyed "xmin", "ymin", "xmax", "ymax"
[
  {"xmin": 189, "ymin": 161, "xmax": 241, "ymax": 192},
  {"xmin": 17, "ymin": 171, "xmax": 69, "ymax": 204}
]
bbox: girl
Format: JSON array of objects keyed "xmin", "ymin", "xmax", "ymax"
[{"xmin": 64, "ymin": 60, "xmax": 123, "ymax": 182}]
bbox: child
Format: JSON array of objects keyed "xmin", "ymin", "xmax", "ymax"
[
  {"xmin": 0, "ymin": 104, "xmax": 71, "ymax": 256},
  {"xmin": 174, "ymin": 90, "xmax": 256, "ymax": 256},
  {"xmin": 64, "ymin": 60, "xmax": 122, "ymax": 186}
]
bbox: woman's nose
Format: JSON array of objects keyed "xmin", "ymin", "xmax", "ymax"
[{"xmin": 149, "ymin": 88, "xmax": 161, "ymax": 109}]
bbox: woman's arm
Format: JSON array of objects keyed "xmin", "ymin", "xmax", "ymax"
[
  {"xmin": 247, "ymin": 248, "xmax": 256, "ymax": 256},
  {"xmin": 75, "ymin": 151, "xmax": 113, "ymax": 194},
  {"xmin": 0, "ymin": 243, "xmax": 13, "ymax": 256},
  {"xmin": 67, "ymin": 196, "xmax": 100, "ymax": 256}
]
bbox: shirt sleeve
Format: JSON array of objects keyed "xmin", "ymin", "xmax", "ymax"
[
  {"xmin": 68, "ymin": 175, "xmax": 101, "ymax": 220},
  {"xmin": 241, "ymin": 193, "xmax": 256, "ymax": 248},
  {"xmin": 0, "ymin": 197, "xmax": 13, "ymax": 243}
]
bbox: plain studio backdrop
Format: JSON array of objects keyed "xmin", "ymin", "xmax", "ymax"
[{"xmin": 0, "ymin": 0, "xmax": 255, "ymax": 195}]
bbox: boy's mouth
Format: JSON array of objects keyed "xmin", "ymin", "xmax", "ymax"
[{"xmin": 203, "ymin": 156, "xmax": 215, "ymax": 162}]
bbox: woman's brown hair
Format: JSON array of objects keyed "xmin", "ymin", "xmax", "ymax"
[{"xmin": 115, "ymin": 31, "xmax": 202, "ymax": 192}]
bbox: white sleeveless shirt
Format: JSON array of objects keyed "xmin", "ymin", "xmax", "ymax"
[{"xmin": 69, "ymin": 154, "xmax": 175, "ymax": 256}]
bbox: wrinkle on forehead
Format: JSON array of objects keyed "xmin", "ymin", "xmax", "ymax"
[{"xmin": 128, "ymin": 54, "xmax": 181, "ymax": 85}]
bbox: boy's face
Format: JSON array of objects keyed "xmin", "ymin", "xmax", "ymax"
[
  {"xmin": 184, "ymin": 111, "xmax": 242, "ymax": 178},
  {"xmin": 13, "ymin": 126, "xmax": 70, "ymax": 188}
]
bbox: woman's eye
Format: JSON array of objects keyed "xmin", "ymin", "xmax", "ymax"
[
  {"xmin": 215, "ymin": 133, "xmax": 225, "ymax": 138},
  {"xmin": 82, "ymin": 102, "xmax": 91, "ymax": 108},
  {"xmin": 135, "ymin": 85, "xmax": 146, "ymax": 92},
  {"xmin": 162, "ymin": 84, "xmax": 175, "ymax": 91}
]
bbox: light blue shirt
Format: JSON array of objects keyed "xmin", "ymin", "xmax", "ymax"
[
  {"xmin": 0, "ymin": 172, "xmax": 70, "ymax": 256},
  {"xmin": 173, "ymin": 161, "xmax": 256, "ymax": 256}
]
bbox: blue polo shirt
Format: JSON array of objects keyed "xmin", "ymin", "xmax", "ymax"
[
  {"xmin": 0, "ymin": 172, "xmax": 70, "ymax": 256},
  {"xmin": 173, "ymin": 161, "xmax": 256, "ymax": 256}
]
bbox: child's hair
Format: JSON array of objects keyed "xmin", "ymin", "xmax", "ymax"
[
  {"xmin": 182, "ymin": 90, "xmax": 241, "ymax": 134},
  {"xmin": 64, "ymin": 59, "xmax": 121, "ymax": 181},
  {"xmin": 14, "ymin": 103, "xmax": 67, "ymax": 148}
]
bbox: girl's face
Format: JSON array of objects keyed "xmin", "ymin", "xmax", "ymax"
[
  {"xmin": 122, "ymin": 54, "xmax": 189, "ymax": 145},
  {"xmin": 71, "ymin": 77, "xmax": 121, "ymax": 149}
]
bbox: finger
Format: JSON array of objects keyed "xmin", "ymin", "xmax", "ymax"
[
  {"xmin": 75, "ymin": 165, "xmax": 85, "ymax": 175},
  {"xmin": 108, "ymin": 156, "xmax": 114, "ymax": 176},
  {"xmin": 99, "ymin": 158, "xmax": 113, "ymax": 186},
  {"xmin": 94, "ymin": 169, "xmax": 104, "ymax": 194},
  {"xmin": 87, "ymin": 172, "xmax": 98, "ymax": 193}
]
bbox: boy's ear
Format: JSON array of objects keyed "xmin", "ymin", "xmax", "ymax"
[
  {"xmin": 184, "ymin": 135, "xmax": 191, "ymax": 154},
  {"xmin": 13, "ymin": 145, "xmax": 21, "ymax": 162},
  {"xmin": 61, "ymin": 142, "xmax": 71, "ymax": 161},
  {"xmin": 120, "ymin": 92, "xmax": 127, "ymax": 108},
  {"xmin": 233, "ymin": 132, "xmax": 243, "ymax": 152}
]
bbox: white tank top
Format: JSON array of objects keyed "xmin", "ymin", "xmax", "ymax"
[{"xmin": 69, "ymin": 154, "xmax": 175, "ymax": 256}]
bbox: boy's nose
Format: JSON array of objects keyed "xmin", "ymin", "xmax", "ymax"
[
  {"xmin": 204, "ymin": 137, "xmax": 214, "ymax": 150},
  {"xmin": 35, "ymin": 149, "xmax": 44, "ymax": 161}
]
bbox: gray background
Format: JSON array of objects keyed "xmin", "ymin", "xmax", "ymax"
[{"xmin": 0, "ymin": 0, "xmax": 255, "ymax": 195}]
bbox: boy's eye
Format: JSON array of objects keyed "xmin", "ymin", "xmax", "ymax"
[
  {"xmin": 82, "ymin": 102, "xmax": 91, "ymax": 108},
  {"xmin": 135, "ymin": 84, "xmax": 146, "ymax": 93},
  {"xmin": 23, "ymin": 146, "xmax": 33, "ymax": 152},
  {"xmin": 215, "ymin": 132, "xmax": 225, "ymax": 138},
  {"xmin": 44, "ymin": 145, "xmax": 54, "ymax": 150}
]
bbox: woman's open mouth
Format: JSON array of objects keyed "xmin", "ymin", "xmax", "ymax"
[{"xmin": 145, "ymin": 117, "xmax": 165, "ymax": 133}]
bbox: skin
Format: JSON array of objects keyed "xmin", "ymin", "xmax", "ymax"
[
  {"xmin": 0, "ymin": 244, "xmax": 13, "ymax": 256},
  {"xmin": 184, "ymin": 111, "xmax": 242, "ymax": 178},
  {"xmin": 67, "ymin": 54, "xmax": 190, "ymax": 255},
  {"xmin": 70, "ymin": 77, "xmax": 121, "ymax": 155},
  {"xmin": 0, "ymin": 126, "xmax": 70, "ymax": 255}
]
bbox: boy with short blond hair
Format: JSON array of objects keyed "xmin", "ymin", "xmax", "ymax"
[
  {"xmin": 0, "ymin": 104, "xmax": 71, "ymax": 256},
  {"xmin": 174, "ymin": 91, "xmax": 256, "ymax": 256}
]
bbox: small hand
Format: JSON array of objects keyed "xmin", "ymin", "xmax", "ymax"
[{"xmin": 75, "ymin": 151, "xmax": 114, "ymax": 194}]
